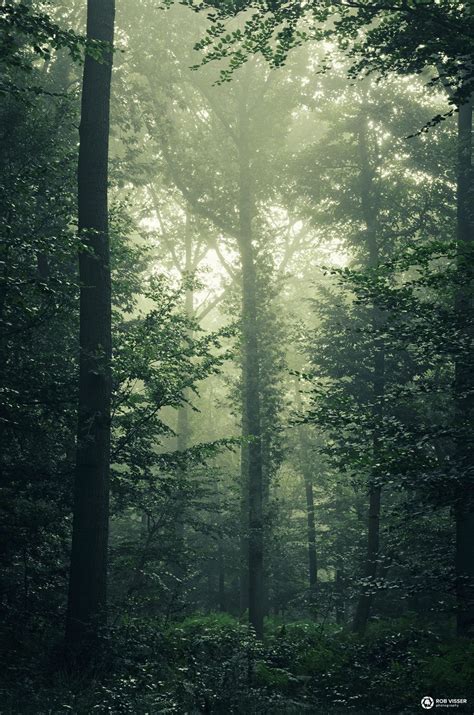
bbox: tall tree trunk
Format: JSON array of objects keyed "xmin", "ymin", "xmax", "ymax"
[
  {"xmin": 66, "ymin": 0, "xmax": 115, "ymax": 658},
  {"xmin": 174, "ymin": 213, "xmax": 194, "ymax": 583},
  {"xmin": 454, "ymin": 97, "xmax": 474, "ymax": 637},
  {"xmin": 294, "ymin": 381, "xmax": 318, "ymax": 604},
  {"xmin": 353, "ymin": 117, "xmax": 384, "ymax": 635},
  {"xmin": 238, "ymin": 80, "xmax": 264, "ymax": 638}
]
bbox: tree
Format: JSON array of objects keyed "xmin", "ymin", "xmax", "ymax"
[
  {"xmin": 114, "ymin": 2, "xmax": 307, "ymax": 635},
  {"xmin": 185, "ymin": 0, "xmax": 473, "ymax": 106},
  {"xmin": 294, "ymin": 378, "xmax": 318, "ymax": 605},
  {"xmin": 454, "ymin": 96, "xmax": 474, "ymax": 636},
  {"xmin": 291, "ymin": 72, "xmax": 458, "ymax": 628},
  {"xmin": 0, "ymin": 2, "xmax": 89, "ymax": 93},
  {"xmin": 342, "ymin": 0, "xmax": 474, "ymax": 639},
  {"xmin": 351, "ymin": 113, "xmax": 384, "ymax": 635},
  {"xmin": 189, "ymin": 0, "xmax": 474, "ymax": 637},
  {"xmin": 66, "ymin": 0, "xmax": 115, "ymax": 657},
  {"xmin": 0, "ymin": 27, "xmax": 80, "ymax": 644}
]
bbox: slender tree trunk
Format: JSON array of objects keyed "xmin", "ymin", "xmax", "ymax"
[
  {"xmin": 333, "ymin": 493, "xmax": 346, "ymax": 623},
  {"xmin": 335, "ymin": 568, "xmax": 345, "ymax": 624},
  {"xmin": 353, "ymin": 118, "xmax": 384, "ymax": 635},
  {"xmin": 353, "ymin": 483, "xmax": 382, "ymax": 634},
  {"xmin": 454, "ymin": 97, "xmax": 474, "ymax": 637},
  {"xmin": 294, "ymin": 381, "xmax": 318, "ymax": 603},
  {"xmin": 174, "ymin": 214, "xmax": 193, "ymax": 581},
  {"xmin": 174, "ymin": 398, "xmax": 188, "ymax": 576},
  {"xmin": 238, "ymin": 80, "xmax": 264, "ymax": 638},
  {"xmin": 239, "ymin": 438, "xmax": 249, "ymax": 614},
  {"xmin": 218, "ymin": 531, "xmax": 226, "ymax": 612},
  {"xmin": 261, "ymin": 438, "xmax": 271, "ymax": 619},
  {"xmin": 66, "ymin": 0, "xmax": 115, "ymax": 658},
  {"xmin": 304, "ymin": 480, "xmax": 318, "ymax": 594},
  {"xmin": 176, "ymin": 214, "xmax": 193, "ymax": 452}
]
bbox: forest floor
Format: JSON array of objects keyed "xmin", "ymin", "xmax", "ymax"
[{"xmin": 1, "ymin": 614, "xmax": 474, "ymax": 714}]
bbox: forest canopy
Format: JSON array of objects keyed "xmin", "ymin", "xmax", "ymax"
[{"xmin": 0, "ymin": 0, "xmax": 473, "ymax": 713}]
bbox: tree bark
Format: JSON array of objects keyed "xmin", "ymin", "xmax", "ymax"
[
  {"xmin": 454, "ymin": 97, "xmax": 474, "ymax": 637},
  {"xmin": 66, "ymin": 0, "xmax": 115, "ymax": 659}
]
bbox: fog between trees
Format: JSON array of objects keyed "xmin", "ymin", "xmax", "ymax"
[{"xmin": 1, "ymin": 1, "xmax": 473, "ymax": 712}]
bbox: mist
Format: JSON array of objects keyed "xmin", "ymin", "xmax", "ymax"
[{"xmin": 1, "ymin": 1, "xmax": 473, "ymax": 712}]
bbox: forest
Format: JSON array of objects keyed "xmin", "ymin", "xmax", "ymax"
[{"xmin": 0, "ymin": 0, "xmax": 473, "ymax": 713}]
